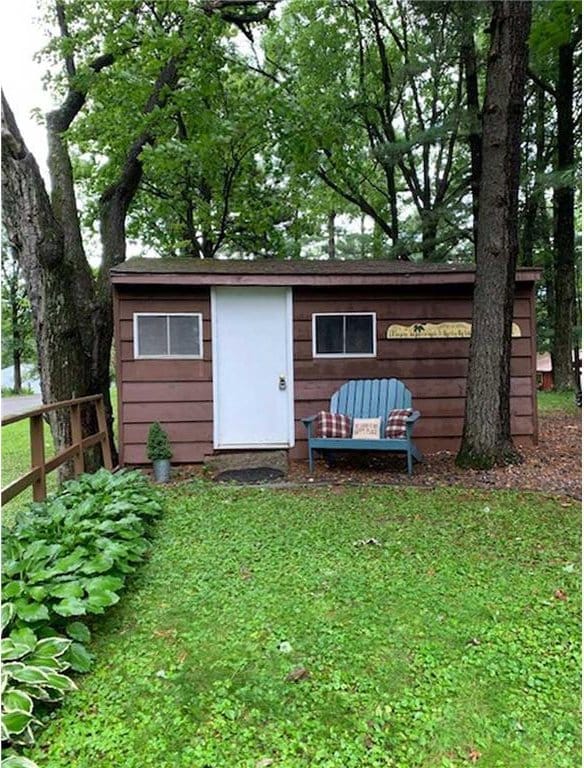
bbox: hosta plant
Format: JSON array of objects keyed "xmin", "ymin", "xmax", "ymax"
[
  {"xmin": 1, "ymin": 603, "xmax": 75, "ymax": 766},
  {"xmin": 1, "ymin": 469, "xmax": 163, "ymax": 764}
]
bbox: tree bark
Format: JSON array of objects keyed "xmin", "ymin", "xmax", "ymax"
[
  {"xmin": 2, "ymin": 92, "xmax": 91, "ymax": 459},
  {"xmin": 551, "ymin": 41, "xmax": 576, "ymax": 390},
  {"xmin": 460, "ymin": 4, "xmax": 482, "ymax": 254},
  {"xmin": 457, "ymin": 0, "xmax": 532, "ymax": 469},
  {"xmin": 327, "ymin": 210, "xmax": 336, "ymax": 259},
  {"xmin": 11, "ymin": 294, "xmax": 22, "ymax": 394},
  {"xmin": 521, "ymin": 85, "xmax": 547, "ymax": 267}
]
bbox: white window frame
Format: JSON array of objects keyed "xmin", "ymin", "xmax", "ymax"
[
  {"xmin": 133, "ymin": 312, "xmax": 203, "ymax": 359},
  {"xmin": 312, "ymin": 312, "xmax": 377, "ymax": 359}
]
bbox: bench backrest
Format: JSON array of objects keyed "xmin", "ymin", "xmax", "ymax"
[{"xmin": 330, "ymin": 378, "xmax": 412, "ymax": 419}]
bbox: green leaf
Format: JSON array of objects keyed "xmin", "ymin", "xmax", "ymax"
[
  {"xmin": 2, "ymin": 581, "xmax": 24, "ymax": 599},
  {"xmin": 9, "ymin": 666, "xmax": 49, "ymax": 686},
  {"xmin": 53, "ymin": 597, "xmax": 87, "ymax": 617},
  {"xmin": 80, "ymin": 553, "xmax": 114, "ymax": 574},
  {"xmin": 84, "ymin": 575, "xmax": 124, "ymax": 594},
  {"xmin": 0, "ymin": 639, "xmax": 30, "ymax": 661},
  {"xmin": 48, "ymin": 581, "xmax": 84, "ymax": 599},
  {"xmin": 33, "ymin": 637, "xmax": 71, "ymax": 658},
  {"xmin": 47, "ymin": 547, "xmax": 88, "ymax": 576},
  {"xmin": 43, "ymin": 670, "xmax": 78, "ymax": 692},
  {"xmin": 2, "ymin": 689, "xmax": 33, "ymax": 714},
  {"xmin": 28, "ymin": 586, "xmax": 48, "ymax": 602},
  {"xmin": 9, "ymin": 628, "xmax": 37, "ymax": 652},
  {"xmin": 1, "ymin": 755, "xmax": 39, "ymax": 768},
  {"xmin": 64, "ymin": 642, "xmax": 94, "ymax": 673},
  {"xmin": 86, "ymin": 590, "xmax": 119, "ymax": 613},
  {"xmin": 1, "ymin": 602, "xmax": 15, "ymax": 631},
  {"xmin": 65, "ymin": 621, "xmax": 91, "ymax": 644},
  {"xmin": 2, "ymin": 709, "xmax": 33, "ymax": 736},
  {"xmin": 13, "ymin": 600, "xmax": 50, "ymax": 624}
]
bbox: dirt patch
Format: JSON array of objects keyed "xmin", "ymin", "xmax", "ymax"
[
  {"xmin": 169, "ymin": 411, "xmax": 581, "ymax": 499},
  {"xmin": 287, "ymin": 411, "xmax": 581, "ymax": 500}
]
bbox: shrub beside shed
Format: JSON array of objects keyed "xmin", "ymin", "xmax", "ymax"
[{"xmin": 111, "ymin": 258, "xmax": 540, "ymax": 466}]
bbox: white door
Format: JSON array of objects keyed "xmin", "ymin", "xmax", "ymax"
[{"xmin": 212, "ymin": 287, "xmax": 294, "ymax": 449}]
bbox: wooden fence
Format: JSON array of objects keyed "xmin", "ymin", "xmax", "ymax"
[{"xmin": 1, "ymin": 394, "xmax": 113, "ymax": 504}]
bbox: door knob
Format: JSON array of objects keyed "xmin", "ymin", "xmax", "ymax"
[{"xmin": 279, "ymin": 375, "xmax": 287, "ymax": 390}]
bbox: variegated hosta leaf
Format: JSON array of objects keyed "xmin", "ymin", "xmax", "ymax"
[
  {"xmin": 8, "ymin": 628, "xmax": 37, "ymax": 653},
  {"xmin": 8, "ymin": 666, "xmax": 50, "ymax": 686},
  {"xmin": 10, "ymin": 722, "xmax": 39, "ymax": 747},
  {"xmin": 32, "ymin": 637, "xmax": 71, "ymax": 659},
  {"xmin": 2, "ymin": 709, "xmax": 34, "ymax": 737},
  {"xmin": 0, "ymin": 639, "xmax": 30, "ymax": 662},
  {"xmin": 1, "ymin": 754, "xmax": 40, "ymax": 768},
  {"xmin": 1, "ymin": 602, "xmax": 15, "ymax": 632},
  {"xmin": 2, "ymin": 689, "xmax": 33, "ymax": 714},
  {"xmin": 42, "ymin": 670, "xmax": 77, "ymax": 693}
]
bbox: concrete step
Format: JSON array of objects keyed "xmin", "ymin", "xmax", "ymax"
[{"xmin": 204, "ymin": 449, "xmax": 289, "ymax": 475}]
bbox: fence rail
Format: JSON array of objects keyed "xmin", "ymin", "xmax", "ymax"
[{"xmin": 1, "ymin": 394, "xmax": 113, "ymax": 504}]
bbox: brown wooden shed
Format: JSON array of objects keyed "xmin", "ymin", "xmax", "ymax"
[{"xmin": 111, "ymin": 258, "xmax": 540, "ymax": 465}]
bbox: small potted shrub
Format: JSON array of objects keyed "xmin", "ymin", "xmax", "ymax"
[{"xmin": 147, "ymin": 422, "xmax": 173, "ymax": 483}]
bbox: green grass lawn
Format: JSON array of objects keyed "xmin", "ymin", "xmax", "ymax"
[
  {"xmin": 1, "ymin": 390, "xmax": 118, "ymax": 527},
  {"xmin": 28, "ymin": 483, "xmax": 580, "ymax": 768},
  {"xmin": 537, "ymin": 389, "xmax": 580, "ymax": 415},
  {"xmin": 1, "ymin": 413, "xmax": 57, "ymax": 526}
]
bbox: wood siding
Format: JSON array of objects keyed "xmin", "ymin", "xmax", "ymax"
[
  {"xmin": 290, "ymin": 284, "xmax": 537, "ymax": 457},
  {"xmin": 116, "ymin": 287, "xmax": 213, "ymax": 465},
  {"xmin": 115, "ymin": 281, "xmax": 537, "ymax": 465}
]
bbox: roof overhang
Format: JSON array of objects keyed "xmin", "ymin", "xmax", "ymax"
[{"xmin": 111, "ymin": 266, "xmax": 542, "ymax": 288}]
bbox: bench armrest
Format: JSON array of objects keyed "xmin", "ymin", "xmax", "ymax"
[
  {"xmin": 301, "ymin": 415, "xmax": 317, "ymax": 438},
  {"xmin": 406, "ymin": 410, "xmax": 421, "ymax": 423}
]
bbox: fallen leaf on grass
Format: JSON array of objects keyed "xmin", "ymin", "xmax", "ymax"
[
  {"xmin": 286, "ymin": 666, "xmax": 310, "ymax": 682},
  {"xmin": 554, "ymin": 589, "xmax": 568, "ymax": 600},
  {"xmin": 153, "ymin": 628, "xmax": 177, "ymax": 640}
]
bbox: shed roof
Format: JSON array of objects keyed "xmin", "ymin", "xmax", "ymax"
[{"xmin": 111, "ymin": 257, "xmax": 541, "ymax": 287}]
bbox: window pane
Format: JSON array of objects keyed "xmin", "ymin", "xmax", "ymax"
[
  {"xmin": 346, "ymin": 315, "xmax": 374, "ymax": 354},
  {"xmin": 315, "ymin": 315, "xmax": 344, "ymax": 354},
  {"xmin": 169, "ymin": 315, "xmax": 200, "ymax": 356},
  {"xmin": 137, "ymin": 316, "xmax": 167, "ymax": 356}
]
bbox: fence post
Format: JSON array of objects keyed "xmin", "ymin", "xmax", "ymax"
[
  {"xmin": 70, "ymin": 403, "xmax": 84, "ymax": 476},
  {"xmin": 30, "ymin": 414, "xmax": 46, "ymax": 502},
  {"xmin": 96, "ymin": 397, "xmax": 113, "ymax": 470}
]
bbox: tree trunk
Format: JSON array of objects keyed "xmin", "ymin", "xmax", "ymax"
[
  {"xmin": 521, "ymin": 86, "xmax": 546, "ymax": 267},
  {"xmin": 457, "ymin": 0, "xmax": 532, "ymax": 469},
  {"xmin": 2, "ymin": 94, "xmax": 92, "ymax": 466},
  {"xmin": 460, "ymin": 5, "xmax": 482, "ymax": 254},
  {"xmin": 421, "ymin": 210, "xmax": 438, "ymax": 261},
  {"xmin": 551, "ymin": 41, "xmax": 576, "ymax": 391},
  {"xmin": 13, "ymin": 352, "xmax": 22, "ymax": 394},
  {"xmin": 327, "ymin": 210, "xmax": 336, "ymax": 259},
  {"xmin": 11, "ymin": 295, "xmax": 22, "ymax": 394}
]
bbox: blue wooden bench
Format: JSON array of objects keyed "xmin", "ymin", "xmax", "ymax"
[{"xmin": 301, "ymin": 378, "xmax": 422, "ymax": 475}]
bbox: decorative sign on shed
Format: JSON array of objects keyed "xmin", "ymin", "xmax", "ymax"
[{"xmin": 385, "ymin": 321, "xmax": 522, "ymax": 339}]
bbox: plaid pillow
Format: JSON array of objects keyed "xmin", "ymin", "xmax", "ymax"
[
  {"xmin": 385, "ymin": 408, "xmax": 413, "ymax": 438},
  {"xmin": 313, "ymin": 411, "xmax": 352, "ymax": 438}
]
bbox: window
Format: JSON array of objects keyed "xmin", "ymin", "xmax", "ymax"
[
  {"xmin": 134, "ymin": 313, "xmax": 203, "ymax": 358},
  {"xmin": 312, "ymin": 313, "xmax": 376, "ymax": 357}
]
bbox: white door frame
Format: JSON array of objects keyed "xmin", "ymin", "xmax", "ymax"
[{"xmin": 211, "ymin": 286, "xmax": 295, "ymax": 450}]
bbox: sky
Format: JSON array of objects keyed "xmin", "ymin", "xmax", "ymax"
[{"xmin": 2, "ymin": 0, "xmax": 54, "ymax": 181}]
